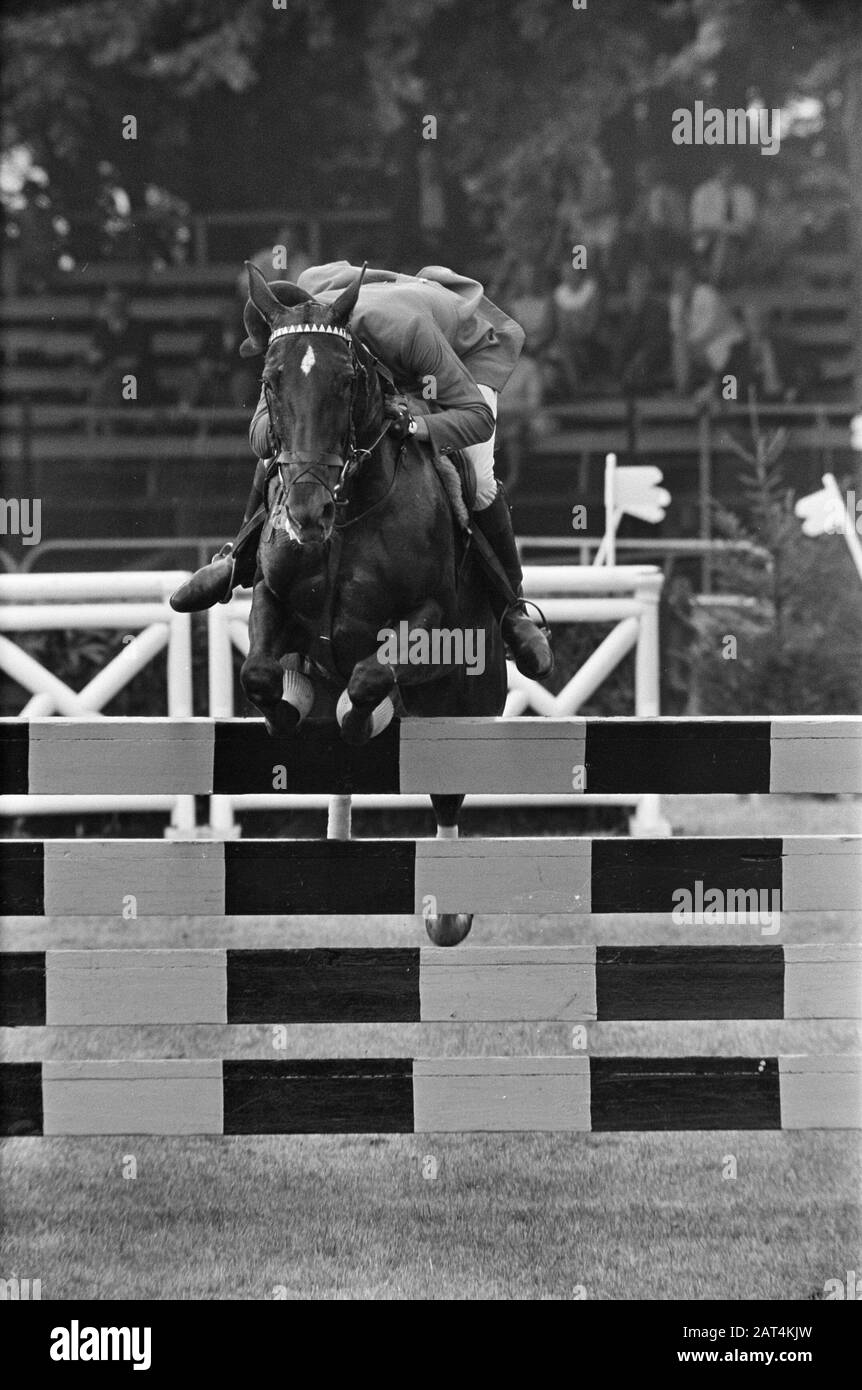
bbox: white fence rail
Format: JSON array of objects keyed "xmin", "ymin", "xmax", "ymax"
[
  {"xmin": 1, "ymin": 565, "xmax": 666, "ymax": 836},
  {"xmin": 0, "ymin": 571, "xmax": 195, "ymax": 833}
]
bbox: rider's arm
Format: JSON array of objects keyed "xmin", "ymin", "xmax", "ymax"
[
  {"xmin": 403, "ymin": 319, "xmax": 495, "ymax": 455},
  {"xmin": 249, "ymin": 385, "xmax": 274, "ymax": 457}
]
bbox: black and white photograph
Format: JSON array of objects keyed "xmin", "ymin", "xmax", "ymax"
[{"xmin": 1, "ymin": 0, "xmax": 860, "ymax": 1338}]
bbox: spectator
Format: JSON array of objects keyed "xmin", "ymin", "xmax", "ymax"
[
  {"xmin": 795, "ymin": 162, "xmax": 848, "ymax": 247},
  {"xmin": 748, "ymin": 177, "xmax": 804, "ymax": 280},
  {"xmin": 552, "ymin": 173, "xmax": 584, "ymax": 259},
  {"xmin": 579, "ymin": 159, "xmax": 620, "ymax": 275},
  {"xmin": 614, "ymin": 261, "xmax": 671, "ymax": 396},
  {"xmin": 417, "ymin": 143, "xmax": 447, "ymax": 261},
  {"xmin": 726, "ymin": 303, "xmax": 817, "ymax": 403},
  {"xmin": 690, "ymin": 162, "xmax": 757, "ymax": 285},
  {"xmin": 238, "ymin": 223, "xmax": 312, "ymax": 298},
  {"xmin": 669, "ymin": 261, "xmax": 744, "ymax": 397},
  {"xmin": 551, "ymin": 153, "xmax": 620, "ymax": 278},
  {"xmin": 95, "ymin": 161, "xmax": 133, "ymax": 260},
  {"xmin": 177, "ymin": 303, "xmax": 258, "ymax": 410},
  {"xmin": 495, "ymin": 353, "xmax": 545, "ymax": 496},
  {"xmin": 87, "ymin": 289, "xmax": 153, "ymax": 412},
  {"xmin": 505, "ymin": 263, "xmax": 554, "ymax": 359},
  {"xmin": 496, "ymin": 263, "xmax": 552, "ymax": 489},
  {"xmin": 625, "ymin": 158, "xmax": 689, "ymax": 270},
  {"xmin": 3, "ymin": 174, "xmax": 58, "ymax": 293},
  {"xmin": 549, "ymin": 257, "xmax": 605, "ymax": 398},
  {"xmin": 144, "ymin": 184, "xmax": 192, "ymax": 269}
]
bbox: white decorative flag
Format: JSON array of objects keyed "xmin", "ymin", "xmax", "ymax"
[
  {"xmin": 614, "ymin": 466, "xmax": 672, "ymax": 524},
  {"xmin": 795, "ymin": 474, "xmax": 862, "ymax": 583},
  {"xmin": 595, "ymin": 456, "xmax": 671, "ymax": 565},
  {"xmin": 795, "ymin": 477, "xmax": 846, "ymax": 536}
]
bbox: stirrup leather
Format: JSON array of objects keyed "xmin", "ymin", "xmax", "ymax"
[
  {"xmin": 504, "ymin": 597, "xmax": 550, "ymax": 633},
  {"xmin": 205, "ymin": 543, "xmax": 237, "ymax": 605}
]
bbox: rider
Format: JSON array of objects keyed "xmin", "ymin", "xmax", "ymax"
[{"xmin": 170, "ymin": 262, "xmax": 552, "ymax": 679}]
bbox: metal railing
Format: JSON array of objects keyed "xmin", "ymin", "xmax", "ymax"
[{"xmin": 1, "ymin": 534, "xmax": 766, "ymax": 577}]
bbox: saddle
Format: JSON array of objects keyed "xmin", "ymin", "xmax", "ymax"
[
  {"xmin": 433, "ymin": 449, "xmax": 475, "ymax": 528},
  {"xmin": 400, "ymin": 389, "xmax": 476, "ymax": 527}
]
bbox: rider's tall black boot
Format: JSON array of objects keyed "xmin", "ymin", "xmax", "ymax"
[
  {"xmin": 471, "ymin": 486, "xmax": 553, "ymax": 680},
  {"xmin": 170, "ymin": 461, "xmax": 267, "ymax": 613}
]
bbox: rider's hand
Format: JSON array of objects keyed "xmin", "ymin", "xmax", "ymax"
[{"xmin": 384, "ymin": 394, "xmax": 414, "ymax": 440}]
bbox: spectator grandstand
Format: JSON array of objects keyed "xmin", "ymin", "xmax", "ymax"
[
  {"xmin": 0, "ymin": 8, "xmax": 857, "ymax": 576},
  {"xmin": 0, "ymin": 238, "xmax": 854, "ymax": 556}
]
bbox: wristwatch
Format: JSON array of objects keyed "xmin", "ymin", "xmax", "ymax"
[{"xmin": 407, "ymin": 417, "xmax": 418, "ymax": 435}]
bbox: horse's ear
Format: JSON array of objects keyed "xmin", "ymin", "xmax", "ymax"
[
  {"xmin": 326, "ymin": 262, "xmax": 366, "ymax": 328},
  {"xmin": 268, "ymin": 279, "xmax": 315, "ymax": 306},
  {"xmin": 240, "ymin": 266, "xmax": 319, "ymax": 356},
  {"xmin": 245, "ymin": 261, "xmax": 285, "ymax": 324},
  {"xmin": 239, "ymin": 298, "xmax": 269, "ymax": 358}
]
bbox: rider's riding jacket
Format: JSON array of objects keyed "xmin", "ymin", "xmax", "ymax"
[{"xmin": 249, "ymin": 263, "xmax": 524, "ymax": 460}]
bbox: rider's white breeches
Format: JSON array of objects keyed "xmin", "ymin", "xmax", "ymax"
[{"xmin": 463, "ymin": 383, "xmax": 498, "ymax": 510}]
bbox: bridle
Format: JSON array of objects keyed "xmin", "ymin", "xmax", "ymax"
[{"xmin": 261, "ymin": 322, "xmax": 392, "ymax": 533}]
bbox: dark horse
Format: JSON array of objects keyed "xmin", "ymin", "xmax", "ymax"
[{"xmin": 239, "ymin": 263, "xmax": 507, "ymax": 945}]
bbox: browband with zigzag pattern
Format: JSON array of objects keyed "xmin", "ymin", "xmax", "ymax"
[{"xmin": 268, "ymin": 324, "xmax": 352, "ymax": 343}]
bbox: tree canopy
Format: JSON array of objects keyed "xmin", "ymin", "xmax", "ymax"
[{"xmin": 2, "ymin": 0, "xmax": 859, "ymax": 275}]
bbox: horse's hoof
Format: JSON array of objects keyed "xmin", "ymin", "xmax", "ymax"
[
  {"xmin": 338, "ymin": 706, "xmax": 375, "ymax": 746},
  {"xmin": 425, "ymin": 913, "xmax": 473, "ymax": 947},
  {"xmin": 281, "ymin": 667, "xmax": 315, "ymax": 720},
  {"xmin": 336, "ymin": 690, "xmax": 394, "ymax": 745},
  {"xmin": 262, "ymin": 701, "xmax": 302, "ymax": 738}
]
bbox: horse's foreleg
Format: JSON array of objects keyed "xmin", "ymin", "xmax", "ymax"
[
  {"xmin": 241, "ymin": 581, "xmax": 303, "ymax": 736},
  {"xmin": 430, "ymin": 793, "xmax": 465, "ymax": 838},
  {"xmin": 337, "ymin": 598, "xmax": 447, "ymax": 745}
]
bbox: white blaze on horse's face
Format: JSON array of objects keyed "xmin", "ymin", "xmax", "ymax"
[{"xmin": 300, "ymin": 344, "xmax": 315, "ymax": 376}]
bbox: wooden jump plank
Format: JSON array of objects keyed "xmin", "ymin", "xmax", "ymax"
[
  {"xmin": 20, "ymin": 721, "xmax": 217, "ymax": 798},
  {"xmin": 3, "ymin": 717, "xmax": 861, "ymax": 796},
  {"xmin": 783, "ymin": 944, "xmax": 862, "ymax": 1020},
  {"xmin": 414, "ymin": 1056, "xmax": 594, "ymax": 1132},
  {"xmin": 778, "ymin": 1056, "xmax": 862, "ymax": 1130},
  {"xmin": 1, "ymin": 837, "xmax": 860, "ymax": 917},
  {"xmin": 3, "ymin": 945, "xmax": 858, "ymax": 1027},
  {"xmin": 46, "ymin": 949, "xmax": 228, "ymax": 1026},
  {"xmin": 3, "ymin": 1056, "xmax": 858, "ymax": 1134}
]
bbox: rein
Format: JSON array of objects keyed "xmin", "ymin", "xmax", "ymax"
[{"xmin": 335, "ymin": 427, "xmax": 403, "ymax": 530}]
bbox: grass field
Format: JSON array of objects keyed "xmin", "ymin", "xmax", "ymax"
[{"xmin": 2, "ymin": 793, "xmax": 860, "ymax": 1300}]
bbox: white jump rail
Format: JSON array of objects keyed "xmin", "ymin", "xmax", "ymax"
[{"xmin": 0, "ymin": 571, "xmax": 195, "ymax": 833}]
